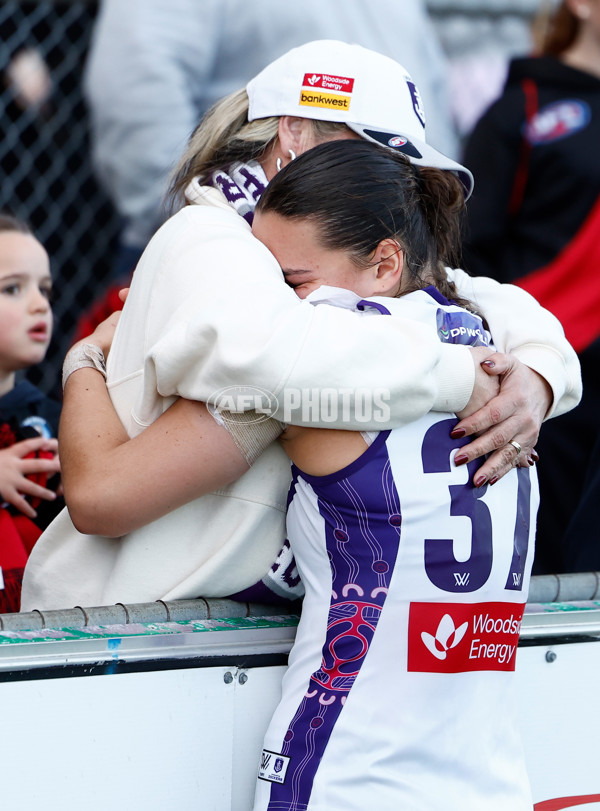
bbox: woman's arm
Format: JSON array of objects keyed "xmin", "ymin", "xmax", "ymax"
[{"xmin": 61, "ymin": 365, "xmax": 249, "ymax": 537}]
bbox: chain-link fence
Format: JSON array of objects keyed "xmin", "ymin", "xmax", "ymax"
[{"xmin": 0, "ymin": 0, "xmax": 120, "ymax": 398}]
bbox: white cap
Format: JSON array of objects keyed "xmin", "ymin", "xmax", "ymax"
[{"xmin": 247, "ymin": 40, "xmax": 473, "ymax": 199}]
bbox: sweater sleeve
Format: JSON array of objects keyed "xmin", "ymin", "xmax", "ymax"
[
  {"xmin": 142, "ymin": 207, "xmax": 474, "ymax": 431},
  {"xmin": 448, "ymin": 267, "xmax": 582, "ymax": 418}
]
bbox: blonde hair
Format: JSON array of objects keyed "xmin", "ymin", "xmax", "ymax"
[{"xmin": 166, "ymin": 88, "xmax": 351, "ymax": 212}]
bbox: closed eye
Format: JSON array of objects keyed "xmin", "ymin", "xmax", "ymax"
[{"xmin": 282, "ymin": 269, "xmax": 314, "ymax": 289}]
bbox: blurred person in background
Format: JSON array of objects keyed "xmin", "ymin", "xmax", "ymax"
[
  {"xmin": 461, "ymin": 0, "xmax": 600, "ymax": 574},
  {"xmin": 74, "ymin": 0, "xmax": 459, "ymax": 337},
  {"xmin": 0, "ymin": 214, "xmax": 62, "ymax": 612}
]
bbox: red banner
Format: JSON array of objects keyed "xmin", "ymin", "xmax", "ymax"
[{"xmin": 408, "ymin": 601, "xmax": 525, "ymax": 673}]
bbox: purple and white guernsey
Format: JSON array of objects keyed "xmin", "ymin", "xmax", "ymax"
[{"xmin": 252, "ymin": 287, "xmax": 538, "ymax": 811}]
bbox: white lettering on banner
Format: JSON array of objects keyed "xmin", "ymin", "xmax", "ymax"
[
  {"xmin": 469, "ymin": 638, "xmax": 516, "ymax": 666},
  {"xmin": 302, "ymin": 73, "xmax": 355, "ymax": 94},
  {"xmin": 472, "ymin": 613, "xmax": 522, "ymax": 635},
  {"xmin": 321, "ymin": 74, "xmax": 352, "ymax": 89}
]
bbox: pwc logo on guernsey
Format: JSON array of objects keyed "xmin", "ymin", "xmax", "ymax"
[
  {"xmin": 300, "ymin": 71, "xmax": 354, "ymax": 113},
  {"xmin": 408, "ymin": 602, "xmax": 525, "ymax": 673}
]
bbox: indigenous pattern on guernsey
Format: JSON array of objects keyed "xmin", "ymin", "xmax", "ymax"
[
  {"xmin": 261, "ymin": 432, "xmax": 401, "ymax": 801},
  {"xmin": 253, "ymin": 288, "xmax": 537, "ymax": 811}
]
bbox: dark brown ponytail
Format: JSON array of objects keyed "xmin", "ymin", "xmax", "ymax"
[{"xmin": 415, "ymin": 166, "xmax": 473, "ymax": 311}]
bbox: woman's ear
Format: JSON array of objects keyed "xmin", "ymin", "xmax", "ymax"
[
  {"xmin": 278, "ymin": 116, "xmax": 316, "ymax": 159},
  {"xmin": 371, "ymin": 238, "xmax": 404, "ymax": 296},
  {"xmin": 262, "ymin": 117, "xmax": 314, "ymax": 181}
]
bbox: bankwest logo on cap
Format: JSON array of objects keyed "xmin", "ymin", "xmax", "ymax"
[
  {"xmin": 299, "ymin": 72, "xmax": 355, "ymax": 114},
  {"xmin": 408, "ymin": 601, "xmax": 525, "ymax": 673},
  {"xmin": 246, "ymin": 40, "xmax": 474, "ymax": 199}
]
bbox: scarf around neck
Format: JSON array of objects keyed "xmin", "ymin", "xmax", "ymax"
[{"xmin": 203, "ymin": 160, "xmax": 268, "ymax": 225}]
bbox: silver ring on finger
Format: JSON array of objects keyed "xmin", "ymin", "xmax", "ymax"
[{"xmin": 508, "ymin": 439, "xmax": 522, "ymax": 455}]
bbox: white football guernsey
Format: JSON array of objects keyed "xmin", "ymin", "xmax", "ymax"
[{"xmin": 253, "ymin": 287, "xmax": 538, "ymax": 811}]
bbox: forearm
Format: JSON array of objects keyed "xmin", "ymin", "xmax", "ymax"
[
  {"xmin": 60, "ymin": 369, "xmax": 248, "ymax": 537},
  {"xmin": 60, "ymin": 367, "xmax": 130, "ymax": 534}
]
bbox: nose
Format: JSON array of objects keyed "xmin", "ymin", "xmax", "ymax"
[{"xmin": 29, "ymin": 285, "xmax": 50, "ymax": 313}]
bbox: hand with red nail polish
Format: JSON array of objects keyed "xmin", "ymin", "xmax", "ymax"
[{"xmin": 449, "ymin": 351, "xmax": 552, "ymax": 486}]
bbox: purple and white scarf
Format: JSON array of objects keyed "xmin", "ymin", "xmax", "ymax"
[{"xmin": 205, "ymin": 160, "xmax": 268, "ymax": 225}]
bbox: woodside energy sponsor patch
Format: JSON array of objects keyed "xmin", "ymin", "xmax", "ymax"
[
  {"xmin": 299, "ymin": 72, "xmax": 354, "ymax": 113},
  {"xmin": 408, "ymin": 601, "xmax": 525, "ymax": 673}
]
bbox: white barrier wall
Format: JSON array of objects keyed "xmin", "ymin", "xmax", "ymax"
[
  {"xmin": 516, "ymin": 643, "xmax": 600, "ymax": 809},
  {"xmin": 0, "ymin": 608, "xmax": 599, "ymax": 810}
]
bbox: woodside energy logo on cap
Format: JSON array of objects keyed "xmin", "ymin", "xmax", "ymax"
[{"xmin": 299, "ymin": 72, "xmax": 354, "ymax": 113}]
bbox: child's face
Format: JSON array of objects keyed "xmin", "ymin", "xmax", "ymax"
[
  {"xmin": 252, "ymin": 210, "xmax": 380, "ymax": 300},
  {"xmin": 0, "ymin": 231, "xmax": 53, "ymax": 374}
]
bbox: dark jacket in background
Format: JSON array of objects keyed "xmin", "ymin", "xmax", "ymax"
[{"xmin": 462, "ymin": 56, "xmax": 600, "ymax": 574}]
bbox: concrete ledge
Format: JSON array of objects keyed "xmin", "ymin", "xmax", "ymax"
[
  {"xmin": 527, "ymin": 572, "xmax": 600, "ymax": 604},
  {"xmin": 0, "ymin": 598, "xmax": 299, "ymax": 632},
  {"xmin": 3, "ymin": 573, "xmax": 599, "ymax": 633}
]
